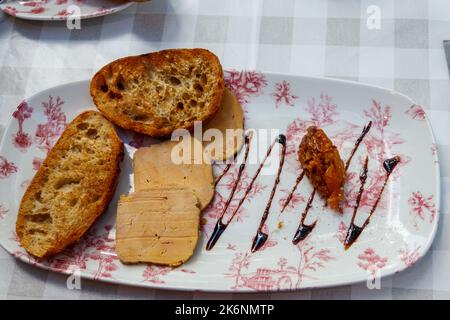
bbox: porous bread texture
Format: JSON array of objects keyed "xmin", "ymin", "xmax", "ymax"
[
  {"xmin": 90, "ymin": 48, "xmax": 224, "ymax": 137},
  {"xmin": 16, "ymin": 111, "xmax": 124, "ymax": 258}
]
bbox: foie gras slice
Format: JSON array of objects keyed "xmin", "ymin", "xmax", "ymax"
[
  {"xmin": 203, "ymin": 88, "xmax": 244, "ymax": 162},
  {"xmin": 133, "ymin": 137, "xmax": 214, "ymax": 210},
  {"xmin": 116, "ymin": 187, "xmax": 200, "ymax": 266}
]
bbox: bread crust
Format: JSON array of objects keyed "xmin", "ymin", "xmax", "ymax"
[
  {"xmin": 90, "ymin": 48, "xmax": 224, "ymax": 137},
  {"xmin": 16, "ymin": 111, "xmax": 124, "ymax": 258}
]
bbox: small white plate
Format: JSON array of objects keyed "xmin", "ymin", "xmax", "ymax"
[
  {"xmin": 0, "ymin": 0, "xmax": 133, "ymax": 21},
  {"xmin": 0, "ymin": 72, "xmax": 440, "ymax": 292}
]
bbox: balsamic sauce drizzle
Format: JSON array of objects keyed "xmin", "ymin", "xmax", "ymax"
[
  {"xmin": 206, "ymin": 134, "xmax": 283, "ymax": 251},
  {"xmin": 345, "ymin": 121, "xmax": 372, "ymax": 171},
  {"xmin": 292, "ymin": 189, "xmax": 317, "ymax": 244},
  {"xmin": 208, "ymin": 121, "xmax": 377, "ymax": 251},
  {"xmin": 251, "ymin": 134, "xmax": 287, "ymax": 252},
  {"xmin": 280, "ymin": 171, "xmax": 305, "ymax": 213},
  {"xmin": 344, "ymin": 155, "xmax": 401, "ymax": 249},
  {"xmin": 214, "ymin": 163, "xmax": 232, "ymax": 187},
  {"xmin": 292, "ymin": 122, "xmax": 373, "ymax": 244},
  {"xmin": 215, "ymin": 132, "xmax": 258, "ymax": 187},
  {"xmin": 344, "ymin": 156, "xmax": 369, "ymax": 249},
  {"xmin": 206, "ymin": 133, "xmax": 253, "ymax": 251}
]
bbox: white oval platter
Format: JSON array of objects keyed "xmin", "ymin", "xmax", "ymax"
[{"xmin": 0, "ymin": 71, "xmax": 440, "ymax": 292}]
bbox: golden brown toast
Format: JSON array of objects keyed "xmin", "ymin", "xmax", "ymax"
[
  {"xmin": 16, "ymin": 111, "xmax": 124, "ymax": 258},
  {"xmin": 90, "ymin": 49, "xmax": 224, "ymax": 137}
]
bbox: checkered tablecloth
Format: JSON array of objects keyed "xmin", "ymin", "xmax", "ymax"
[{"xmin": 0, "ymin": 0, "xmax": 449, "ymax": 300}]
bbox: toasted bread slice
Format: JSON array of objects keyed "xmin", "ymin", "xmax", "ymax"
[
  {"xmin": 16, "ymin": 111, "xmax": 124, "ymax": 258},
  {"xmin": 90, "ymin": 49, "xmax": 224, "ymax": 137},
  {"xmin": 133, "ymin": 137, "xmax": 214, "ymax": 210},
  {"xmin": 116, "ymin": 187, "xmax": 200, "ymax": 266},
  {"xmin": 203, "ymin": 88, "xmax": 244, "ymax": 162}
]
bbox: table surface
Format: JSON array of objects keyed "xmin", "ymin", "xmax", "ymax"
[{"xmin": 0, "ymin": 0, "xmax": 449, "ymax": 300}]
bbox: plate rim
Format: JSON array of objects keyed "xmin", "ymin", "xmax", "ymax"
[
  {"xmin": 0, "ymin": 2, "xmax": 134, "ymax": 21},
  {"xmin": 0, "ymin": 73, "xmax": 441, "ymax": 292}
]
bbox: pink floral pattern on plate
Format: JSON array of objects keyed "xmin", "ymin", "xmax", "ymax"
[
  {"xmin": 399, "ymin": 244, "xmax": 421, "ymax": 268},
  {"xmin": 405, "ymin": 104, "xmax": 426, "ymax": 121},
  {"xmin": 271, "ymin": 81, "xmax": 299, "ymax": 108},
  {"xmin": 142, "ymin": 265, "xmax": 173, "ymax": 284},
  {"xmin": 11, "ymin": 225, "xmax": 119, "ymax": 280},
  {"xmin": 0, "ymin": 203, "xmax": 8, "ymax": 220},
  {"xmin": 335, "ymin": 221, "xmax": 348, "ymax": 245},
  {"xmin": 224, "ymin": 70, "xmax": 268, "ymax": 105},
  {"xmin": 12, "ymin": 101, "xmax": 33, "ymax": 151},
  {"xmin": 357, "ymin": 248, "xmax": 388, "ymax": 285},
  {"xmin": 278, "ymin": 187, "xmax": 305, "ymax": 212},
  {"xmin": 141, "ymin": 265, "xmax": 196, "ymax": 284},
  {"xmin": 343, "ymin": 99, "xmax": 407, "ymax": 211},
  {"xmin": 202, "ymin": 166, "xmax": 266, "ymax": 238},
  {"xmin": 0, "ymin": 156, "xmax": 17, "ymax": 179},
  {"xmin": 33, "ymin": 96, "xmax": 67, "ymax": 170},
  {"xmin": 226, "ymin": 240, "xmax": 334, "ymax": 291},
  {"xmin": 408, "ymin": 191, "xmax": 437, "ymax": 229}
]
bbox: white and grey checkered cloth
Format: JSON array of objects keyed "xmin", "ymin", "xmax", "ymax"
[{"xmin": 0, "ymin": 0, "xmax": 449, "ymax": 300}]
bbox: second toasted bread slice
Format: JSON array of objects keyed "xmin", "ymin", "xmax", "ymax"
[
  {"xmin": 90, "ymin": 49, "xmax": 224, "ymax": 137},
  {"xmin": 16, "ymin": 111, "xmax": 124, "ymax": 258}
]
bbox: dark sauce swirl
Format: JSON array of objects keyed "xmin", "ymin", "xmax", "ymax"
[
  {"xmin": 251, "ymin": 134, "xmax": 287, "ymax": 252},
  {"xmin": 292, "ymin": 189, "xmax": 317, "ymax": 244},
  {"xmin": 344, "ymin": 155, "xmax": 401, "ymax": 249},
  {"xmin": 206, "ymin": 133, "xmax": 253, "ymax": 251},
  {"xmin": 207, "ymin": 134, "xmax": 285, "ymax": 251}
]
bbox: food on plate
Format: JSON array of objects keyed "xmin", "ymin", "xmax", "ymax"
[
  {"xmin": 116, "ymin": 187, "xmax": 200, "ymax": 266},
  {"xmin": 90, "ymin": 48, "xmax": 224, "ymax": 137},
  {"xmin": 133, "ymin": 137, "xmax": 214, "ymax": 210},
  {"xmin": 120, "ymin": 135, "xmax": 214, "ymax": 266},
  {"xmin": 298, "ymin": 126, "xmax": 345, "ymax": 212},
  {"xmin": 16, "ymin": 111, "xmax": 123, "ymax": 258},
  {"xmin": 203, "ymin": 88, "xmax": 244, "ymax": 161}
]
